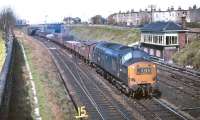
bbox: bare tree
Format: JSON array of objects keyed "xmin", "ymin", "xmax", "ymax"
[
  {"xmin": 90, "ymin": 15, "xmax": 106, "ymax": 24},
  {"xmin": 107, "ymin": 14, "xmax": 116, "ymax": 25},
  {"xmin": 193, "ymin": 4, "xmax": 197, "ymax": 9},
  {"xmin": 0, "ymin": 7, "xmax": 16, "ymax": 32}
]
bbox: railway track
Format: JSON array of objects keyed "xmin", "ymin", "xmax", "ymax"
[
  {"xmin": 123, "ymin": 93, "xmax": 191, "ymax": 120},
  {"xmin": 39, "ymin": 38, "xmax": 134, "ymax": 120},
  {"xmin": 83, "ymin": 58, "xmax": 190, "ymax": 120},
  {"xmin": 57, "ymin": 42, "xmax": 190, "ymax": 120},
  {"xmin": 158, "ymin": 73, "xmax": 200, "ymax": 99},
  {"xmin": 152, "ymin": 59, "xmax": 200, "ymax": 116},
  {"xmin": 157, "ymin": 65, "xmax": 200, "ymax": 88},
  {"xmin": 157, "ymin": 74, "xmax": 200, "ymax": 119},
  {"xmin": 36, "ymin": 36, "xmax": 194, "ymax": 120},
  {"xmin": 67, "ymin": 51, "xmax": 190, "ymax": 120},
  {"xmin": 138, "ymin": 99, "xmax": 187, "ymax": 120},
  {"xmin": 151, "ymin": 59, "xmax": 200, "ymax": 80}
]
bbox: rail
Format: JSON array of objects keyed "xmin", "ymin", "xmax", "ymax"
[
  {"xmin": 37, "ymin": 34, "xmax": 196, "ymax": 120},
  {"xmin": 150, "ymin": 57, "xmax": 200, "ymax": 78},
  {"xmin": 153, "ymin": 98, "xmax": 193, "ymax": 120},
  {"xmin": 38, "ymin": 37, "xmax": 133, "ymax": 120}
]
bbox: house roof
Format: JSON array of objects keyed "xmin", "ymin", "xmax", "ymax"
[{"xmin": 141, "ymin": 21, "xmax": 187, "ymax": 32}]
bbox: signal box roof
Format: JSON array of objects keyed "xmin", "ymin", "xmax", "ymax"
[{"xmin": 141, "ymin": 21, "xmax": 188, "ymax": 33}]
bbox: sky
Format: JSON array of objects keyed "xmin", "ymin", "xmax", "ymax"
[{"xmin": 0, "ymin": 0, "xmax": 200, "ymax": 24}]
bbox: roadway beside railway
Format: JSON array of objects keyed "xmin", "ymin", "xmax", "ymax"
[{"xmin": 9, "ymin": 30, "xmax": 76, "ymax": 120}]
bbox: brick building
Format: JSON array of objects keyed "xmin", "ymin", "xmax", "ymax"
[
  {"xmin": 108, "ymin": 6, "xmax": 200, "ymax": 26},
  {"xmin": 109, "ymin": 10, "xmax": 151, "ymax": 26},
  {"xmin": 140, "ymin": 21, "xmax": 188, "ymax": 62}
]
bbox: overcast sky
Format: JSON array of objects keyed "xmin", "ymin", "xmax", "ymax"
[{"xmin": 0, "ymin": 0, "xmax": 200, "ymax": 24}]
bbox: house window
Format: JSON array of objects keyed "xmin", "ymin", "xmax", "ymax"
[
  {"xmin": 148, "ymin": 35, "xmax": 151, "ymax": 43},
  {"xmin": 150, "ymin": 35, "xmax": 153, "ymax": 43},
  {"xmin": 169, "ymin": 36, "xmax": 172, "ymax": 44},
  {"xmin": 166, "ymin": 36, "xmax": 178, "ymax": 45},
  {"xmin": 144, "ymin": 35, "xmax": 166, "ymax": 45},
  {"xmin": 143, "ymin": 34, "xmax": 151, "ymax": 43},
  {"xmin": 143, "ymin": 35, "xmax": 146, "ymax": 42},
  {"xmin": 153, "ymin": 36, "xmax": 158, "ymax": 43},
  {"xmin": 158, "ymin": 36, "xmax": 162, "ymax": 44},
  {"xmin": 172, "ymin": 36, "xmax": 178, "ymax": 44},
  {"xmin": 146, "ymin": 35, "xmax": 148, "ymax": 42},
  {"xmin": 166, "ymin": 36, "xmax": 170, "ymax": 45}
]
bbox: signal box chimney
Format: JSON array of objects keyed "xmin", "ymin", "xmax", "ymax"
[{"xmin": 181, "ymin": 15, "xmax": 186, "ymax": 29}]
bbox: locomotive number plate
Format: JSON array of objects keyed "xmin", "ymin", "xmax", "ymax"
[{"xmin": 137, "ymin": 67, "xmax": 151, "ymax": 74}]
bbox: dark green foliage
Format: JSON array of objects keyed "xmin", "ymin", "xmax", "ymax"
[{"xmin": 173, "ymin": 39, "xmax": 200, "ymax": 70}]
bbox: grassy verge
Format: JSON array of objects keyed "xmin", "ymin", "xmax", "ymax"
[
  {"xmin": 15, "ymin": 30, "xmax": 76, "ymax": 120},
  {"xmin": 21, "ymin": 40, "xmax": 53, "ymax": 120},
  {"xmin": 173, "ymin": 39, "xmax": 200, "ymax": 70},
  {"xmin": 0, "ymin": 31, "xmax": 6, "ymax": 71},
  {"xmin": 69, "ymin": 25, "xmax": 140, "ymax": 45}
]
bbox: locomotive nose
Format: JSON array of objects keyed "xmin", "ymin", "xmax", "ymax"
[{"xmin": 128, "ymin": 62, "xmax": 157, "ymax": 88}]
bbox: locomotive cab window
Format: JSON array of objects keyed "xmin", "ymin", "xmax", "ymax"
[{"xmin": 121, "ymin": 52, "xmax": 133, "ymax": 64}]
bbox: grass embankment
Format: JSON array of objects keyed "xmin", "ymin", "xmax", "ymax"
[
  {"xmin": 0, "ymin": 31, "xmax": 6, "ymax": 71},
  {"xmin": 69, "ymin": 25, "xmax": 140, "ymax": 45},
  {"xmin": 173, "ymin": 39, "xmax": 200, "ymax": 70},
  {"xmin": 14, "ymin": 30, "xmax": 75, "ymax": 120},
  {"xmin": 186, "ymin": 22, "xmax": 200, "ymax": 28},
  {"xmin": 22, "ymin": 44, "xmax": 51, "ymax": 120}
]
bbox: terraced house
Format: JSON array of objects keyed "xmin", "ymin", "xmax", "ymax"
[
  {"xmin": 111, "ymin": 9, "xmax": 151, "ymax": 26},
  {"xmin": 108, "ymin": 6, "xmax": 200, "ymax": 26}
]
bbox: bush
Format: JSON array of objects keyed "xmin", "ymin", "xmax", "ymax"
[{"xmin": 173, "ymin": 39, "xmax": 200, "ymax": 70}]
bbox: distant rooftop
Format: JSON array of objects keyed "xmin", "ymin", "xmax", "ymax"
[{"xmin": 141, "ymin": 21, "xmax": 187, "ymax": 32}]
